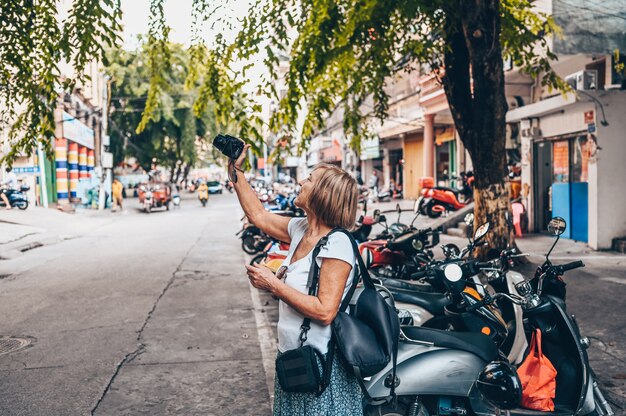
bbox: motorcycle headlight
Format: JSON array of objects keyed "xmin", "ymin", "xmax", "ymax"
[{"xmin": 411, "ymin": 239, "xmax": 424, "ymax": 251}]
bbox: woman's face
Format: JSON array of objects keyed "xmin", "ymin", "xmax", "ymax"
[{"xmin": 294, "ymin": 169, "xmax": 322, "ymax": 210}]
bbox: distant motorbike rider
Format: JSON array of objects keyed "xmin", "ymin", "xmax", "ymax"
[
  {"xmin": 197, "ymin": 181, "xmax": 209, "ymax": 206},
  {"xmin": 1, "ymin": 167, "xmax": 18, "ymax": 210}
]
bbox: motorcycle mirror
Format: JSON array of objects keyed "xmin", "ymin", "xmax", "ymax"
[
  {"xmin": 413, "ymin": 199, "xmax": 420, "ymax": 214},
  {"xmin": 546, "ymin": 216, "xmax": 566, "ymax": 260},
  {"xmin": 547, "ymin": 217, "xmax": 566, "ymax": 236},
  {"xmin": 373, "ymin": 209, "xmax": 381, "ymax": 221},
  {"xmin": 396, "ymin": 203, "xmax": 401, "ymax": 213},
  {"xmin": 474, "ymin": 222, "xmax": 490, "ymax": 242},
  {"xmin": 444, "ymin": 264, "xmax": 463, "ymax": 282}
]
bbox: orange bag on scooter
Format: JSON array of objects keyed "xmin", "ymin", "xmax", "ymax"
[{"xmin": 517, "ymin": 329, "xmax": 557, "ymax": 411}]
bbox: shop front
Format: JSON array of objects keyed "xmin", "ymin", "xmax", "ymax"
[
  {"xmin": 509, "ymin": 90, "xmax": 626, "ymax": 249},
  {"xmin": 533, "ymin": 134, "xmax": 591, "ymax": 241}
]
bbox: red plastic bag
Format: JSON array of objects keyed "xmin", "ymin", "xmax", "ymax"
[{"xmin": 517, "ymin": 329, "xmax": 557, "ymax": 411}]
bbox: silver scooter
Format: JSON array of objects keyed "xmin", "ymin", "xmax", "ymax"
[{"xmin": 362, "ymin": 218, "xmax": 614, "ymax": 416}]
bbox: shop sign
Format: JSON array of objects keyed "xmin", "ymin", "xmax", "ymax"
[
  {"xmin": 360, "ymin": 135, "xmax": 380, "ymax": 160},
  {"xmin": 13, "ymin": 166, "xmax": 40, "ymax": 174},
  {"xmin": 63, "ymin": 111, "xmax": 95, "ymax": 149},
  {"xmin": 587, "ymin": 123, "xmax": 596, "ymax": 133},
  {"xmin": 584, "ymin": 110, "xmax": 594, "ymax": 124}
]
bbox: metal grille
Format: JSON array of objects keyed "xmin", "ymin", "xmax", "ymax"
[{"xmin": 0, "ymin": 336, "xmax": 32, "ymax": 355}]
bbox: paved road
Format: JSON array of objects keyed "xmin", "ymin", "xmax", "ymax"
[{"xmin": 0, "ymin": 193, "xmax": 270, "ymax": 415}]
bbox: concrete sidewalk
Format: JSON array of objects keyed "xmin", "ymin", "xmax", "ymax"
[{"xmin": 0, "ymin": 206, "xmax": 115, "ymax": 275}]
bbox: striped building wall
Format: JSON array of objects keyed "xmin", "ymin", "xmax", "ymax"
[
  {"xmin": 79, "ymin": 146, "xmax": 88, "ymax": 179},
  {"xmin": 55, "ymin": 138, "xmax": 68, "ymax": 201},
  {"xmin": 87, "ymin": 149, "xmax": 95, "ymax": 177},
  {"xmin": 68, "ymin": 142, "xmax": 79, "ymax": 199}
]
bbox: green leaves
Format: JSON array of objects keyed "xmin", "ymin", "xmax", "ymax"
[
  {"xmin": 194, "ymin": 0, "xmax": 569, "ymax": 157},
  {"xmin": 0, "ymin": 0, "xmax": 122, "ymax": 164}
]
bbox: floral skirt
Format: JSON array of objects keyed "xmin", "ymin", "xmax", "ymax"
[{"xmin": 274, "ymin": 349, "xmax": 363, "ymax": 416}]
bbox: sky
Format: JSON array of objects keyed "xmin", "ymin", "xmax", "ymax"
[
  {"xmin": 119, "ymin": 0, "xmax": 270, "ymax": 108},
  {"xmin": 122, "ymin": 0, "xmax": 196, "ymax": 48}
]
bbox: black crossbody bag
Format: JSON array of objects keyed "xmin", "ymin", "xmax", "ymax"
[{"xmin": 275, "ymin": 235, "xmax": 339, "ymax": 395}]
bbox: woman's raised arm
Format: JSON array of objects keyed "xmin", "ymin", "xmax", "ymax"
[{"xmin": 231, "ymin": 145, "xmax": 291, "ymax": 243}]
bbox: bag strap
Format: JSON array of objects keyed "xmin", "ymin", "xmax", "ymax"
[
  {"xmin": 310, "ymin": 228, "xmax": 399, "ymax": 402},
  {"xmin": 298, "ymin": 235, "xmax": 331, "ymax": 346}
]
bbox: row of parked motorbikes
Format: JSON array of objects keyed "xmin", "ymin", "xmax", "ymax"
[{"xmin": 237, "ymin": 197, "xmax": 613, "ymax": 416}]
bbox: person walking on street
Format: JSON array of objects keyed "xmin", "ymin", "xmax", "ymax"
[
  {"xmin": 1, "ymin": 167, "xmax": 18, "ymax": 209},
  {"xmin": 111, "ymin": 178, "xmax": 124, "ymax": 211},
  {"xmin": 368, "ymin": 169, "xmax": 379, "ymax": 190},
  {"xmin": 231, "ymin": 144, "xmax": 363, "ymax": 415}
]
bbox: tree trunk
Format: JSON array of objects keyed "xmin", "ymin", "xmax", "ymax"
[
  {"xmin": 181, "ymin": 163, "xmax": 191, "ymax": 186},
  {"xmin": 441, "ymin": 0, "xmax": 513, "ymax": 254}
]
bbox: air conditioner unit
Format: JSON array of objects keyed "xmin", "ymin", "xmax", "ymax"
[{"xmin": 565, "ymin": 70, "xmax": 598, "ymax": 91}]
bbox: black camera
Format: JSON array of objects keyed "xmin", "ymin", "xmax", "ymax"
[{"xmin": 212, "ymin": 134, "xmax": 245, "ymax": 160}]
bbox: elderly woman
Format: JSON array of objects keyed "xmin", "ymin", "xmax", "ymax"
[{"xmin": 230, "ymin": 145, "xmax": 363, "ymax": 415}]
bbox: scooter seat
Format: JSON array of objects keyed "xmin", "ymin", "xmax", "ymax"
[
  {"xmin": 433, "ymin": 186, "xmax": 459, "ymax": 196},
  {"xmin": 391, "ymin": 289, "xmax": 451, "ymax": 315},
  {"xmin": 402, "ymin": 326, "xmax": 499, "ymax": 362}
]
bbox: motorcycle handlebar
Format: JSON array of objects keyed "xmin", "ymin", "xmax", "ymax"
[
  {"xmin": 560, "ymin": 260, "xmax": 585, "ymax": 272},
  {"xmin": 410, "ymin": 269, "xmax": 433, "ymax": 279}
]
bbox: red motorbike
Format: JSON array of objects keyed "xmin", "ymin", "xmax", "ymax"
[
  {"xmin": 417, "ymin": 171, "xmax": 474, "ymax": 218},
  {"xmin": 358, "ymin": 202, "xmax": 438, "ymax": 281}
]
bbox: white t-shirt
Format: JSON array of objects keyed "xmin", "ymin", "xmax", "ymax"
[
  {"xmin": 277, "ymin": 217, "xmax": 356, "ymax": 354},
  {"xmin": 2, "ymin": 171, "xmax": 17, "ymax": 189}
]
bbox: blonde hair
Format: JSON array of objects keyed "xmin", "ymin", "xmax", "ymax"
[{"xmin": 308, "ymin": 164, "xmax": 359, "ymax": 229}]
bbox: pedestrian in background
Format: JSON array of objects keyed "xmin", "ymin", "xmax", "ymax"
[
  {"xmin": 111, "ymin": 178, "xmax": 124, "ymax": 211},
  {"xmin": 230, "ymin": 144, "xmax": 363, "ymax": 415},
  {"xmin": 368, "ymin": 169, "xmax": 379, "ymax": 190}
]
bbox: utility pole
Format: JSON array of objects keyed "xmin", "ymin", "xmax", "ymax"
[
  {"xmin": 37, "ymin": 142, "xmax": 48, "ymax": 208},
  {"xmin": 98, "ymin": 74, "xmax": 111, "ymax": 210}
]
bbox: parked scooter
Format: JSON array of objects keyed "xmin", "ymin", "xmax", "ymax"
[
  {"xmin": 363, "ymin": 217, "xmax": 614, "ymax": 416},
  {"xmin": 361, "ymin": 225, "xmax": 520, "ymax": 415},
  {"xmin": 237, "ymin": 217, "xmax": 272, "ymax": 255},
  {"xmin": 0, "ymin": 185, "xmax": 30, "ymax": 210},
  {"xmin": 417, "ymin": 171, "xmax": 474, "ymax": 218}
]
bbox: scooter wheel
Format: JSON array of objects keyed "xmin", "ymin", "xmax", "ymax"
[
  {"xmin": 250, "ymin": 253, "xmax": 267, "ymax": 266},
  {"xmin": 242, "ymin": 236, "xmax": 261, "ymax": 254},
  {"xmin": 426, "ymin": 202, "xmax": 443, "ymax": 218},
  {"xmin": 17, "ymin": 201, "xmax": 29, "ymax": 210}
]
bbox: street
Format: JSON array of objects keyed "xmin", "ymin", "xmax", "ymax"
[
  {"xmin": 1, "ymin": 193, "xmax": 625, "ymax": 415},
  {"xmin": 0, "ymin": 194, "xmax": 270, "ymax": 415}
]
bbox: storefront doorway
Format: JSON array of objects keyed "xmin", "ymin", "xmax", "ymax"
[
  {"xmin": 389, "ymin": 149, "xmax": 403, "ymax": 194},
  {"xmin": 533, "ymin": 134, "xmax": 590, "ymax": 241}
]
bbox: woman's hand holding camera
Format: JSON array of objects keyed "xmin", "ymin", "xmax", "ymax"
[{"xmin": 233, "ymin": 144, "xmax": 251, "ymax": 170}]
